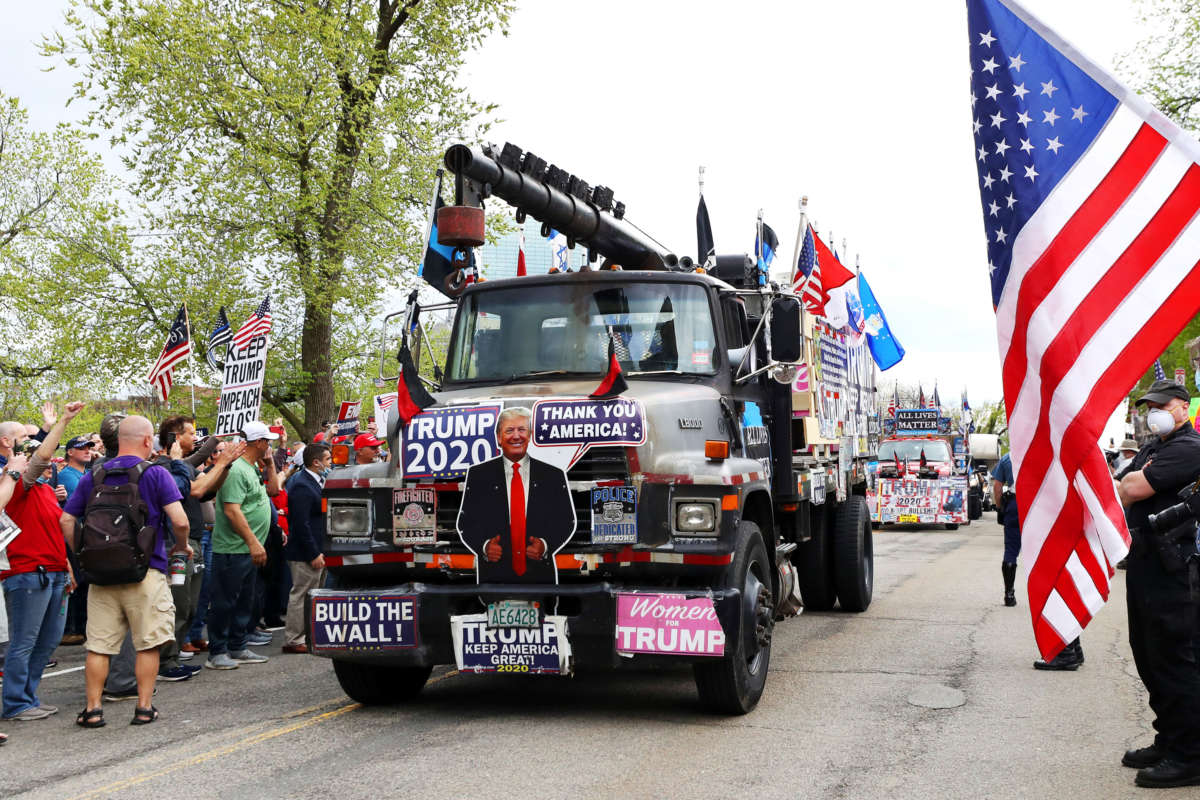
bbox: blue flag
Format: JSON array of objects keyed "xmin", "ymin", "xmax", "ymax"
[
  {"xmin": 857, "ymin": 271, "xmax": 905, "ymax": 370},
  {"xmin": 418, "ymin": 173, "xmax": 458, "ymax": 295},
  {"xmin": 755, "ymin": 222, "xmax": 778, "ymax": 286}
]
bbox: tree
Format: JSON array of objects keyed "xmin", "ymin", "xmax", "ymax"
[{"xmin": 45, "ymin": 0, "xmax": 511, "ymax": 437}]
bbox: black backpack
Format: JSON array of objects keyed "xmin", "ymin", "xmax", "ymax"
[{"xmin": 77, "ymin": 461, "xmax": 157, "ymax": 585}]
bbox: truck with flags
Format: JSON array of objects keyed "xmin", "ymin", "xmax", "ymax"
[
  {"xmin": 308, "ymin": 141, "xmax": 883, "ymax": 714},
  {"xmin": 869, "ymin": 406, "xmax": 972, "ymax": 529}
]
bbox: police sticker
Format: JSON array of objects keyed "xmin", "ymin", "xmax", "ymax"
[{"xmin": 590, "ymin": 485, "xmax": 637, "ymax": 544}]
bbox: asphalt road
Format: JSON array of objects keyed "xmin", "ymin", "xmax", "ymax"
[{"xmin": 1, "ymin": 519, "xmax": 1176, "ymax": 799}]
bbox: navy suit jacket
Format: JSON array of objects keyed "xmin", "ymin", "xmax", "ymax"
[
  {"xmin": 457, "ymin": 455, "xmax": 576, "ymax": 583},
  {"xmin": 284, "ymin": 470, "xmax": 324, "ymax": 563}
]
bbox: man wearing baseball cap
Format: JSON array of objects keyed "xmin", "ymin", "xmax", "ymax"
[
  {"xmin": 1115, "ymin": 379, "xmax": 1200, "ymax": 787},
  {"xmin": 353, "ymin": 433, "xmax": 383, "ymax": 465},
  {"xmin": 58, "ymin": 436, "xmax": 95, "ymax": 503},
  {"xmin": 205, "ymin": 421, "xmax": 279, "ymax": 670}
]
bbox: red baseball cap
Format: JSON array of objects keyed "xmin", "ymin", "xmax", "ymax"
[
  {"xmin": 354, "ymin": 433, "xmax": 383, "ymax": 449},
  {"xmin": 313, "ymin": 432, "xmax": 326, "ymax": 443}
]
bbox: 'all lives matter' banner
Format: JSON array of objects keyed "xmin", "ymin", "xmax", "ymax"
[{"xmin": 215, "ymin": 330, "xmax": 269, "ymax": 436}]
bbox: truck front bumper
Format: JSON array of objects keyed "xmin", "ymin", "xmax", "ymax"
[{"xmin": 305, "ymin": 581, "xmax": 743, "ymax": 670}]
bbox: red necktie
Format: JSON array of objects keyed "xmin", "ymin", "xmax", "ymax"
[{"xmin": 510, "ymin": 463, "xmax": 526, "ymax": 576}]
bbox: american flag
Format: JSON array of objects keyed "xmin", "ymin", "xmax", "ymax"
[
  {"xmin": 931, "ymin": 385, "xmax": 942, "ymax": 410},
  {"xmin": 232, "ymin": 296, "xmax": 272, "ymax": 349},
  {"xmin": 1153, "ymin": 359, "xmax": 1167, "ymax": 381},
  {"xmin": 793, "ymin": 225, "xmax": 824, "ymax": 314},
  {"xmin": 148, "ymin": 304, "xmax": 192, "ymax": 403},
  {"xmin": 968, "ymin": 0, "xmax": 1200, "ymax": 659},
  {"xmin": 889, "ymin": 384, "xmax": 899, "ymax": 418}
]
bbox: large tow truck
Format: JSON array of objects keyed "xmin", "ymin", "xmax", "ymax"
[{"xmin": 308, "ymin": 142, "xmax": 878, "ymax": 713}]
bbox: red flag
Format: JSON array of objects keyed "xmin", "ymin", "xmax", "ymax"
[
  {"xmin": 517, "ymin": 228, "xmax": 527, "ymax": 277},
  {"xmin": 395, "ymin": 343, "xmax": 435, "ymax": 426},
  {"xmin": 810, "ymin": 231, "xmax": 855, "ymax": 311},
  {"xmin": 589, "ymin": 334, "xmax": 628, "ymax": 399}
]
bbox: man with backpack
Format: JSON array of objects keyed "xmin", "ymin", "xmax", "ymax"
[{"xmin": 60, "ymin": 415, "xmax": 192, "ymax": 728}]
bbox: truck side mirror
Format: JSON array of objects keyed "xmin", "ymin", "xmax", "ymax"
[{"xmin": 770, "ymin": 297, "xmax": 802, "ymax": 363}]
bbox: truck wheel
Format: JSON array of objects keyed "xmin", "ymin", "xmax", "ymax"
[
  {"xmin": 944, "ymin": 523, "xmax": 960, "ymax": 531},
  {"xmin": 332, "ymin": 659, "xmax": 432, "ymax": 705},
  {"xmin": 832, "ymin": 495, "xmax": 873, "ymax": 613},
  {"xmin": 694, "ymin": 522, "xmax": 773, "ymax": 715},
  {"xmin": 796, "ymin": 504, "xmax": 836, "ymax": 611}
]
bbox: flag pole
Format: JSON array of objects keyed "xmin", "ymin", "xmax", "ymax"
[
  {"xmin": 698, "ymin": 165, "xmax": 705, "ymax": 196},
  {"xmin": 756, "ymin": 209, "xmax": 764, "ymax": 288},
  {"xmin": 417, "ymin": 170, "xmax": 443, "ymax": 286},
  {"xmin": 789, "ymin": 195, "xmax": 806, "ymax": 289},
  {"xmin": 183, "ymin": 301, "xmax": 196, "ymax": 416}
]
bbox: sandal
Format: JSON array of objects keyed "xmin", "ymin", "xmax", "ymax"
[
  {"xmin": 76, "ymin": 708, "xmax": 105, "ymax": 728},
  {"xmin": 0, "ymin": 731, "xmax": 8, "ymax": 745},
  {"xmin": 131, "ymin": 705, "xmax": 158, "ymax": 725}
]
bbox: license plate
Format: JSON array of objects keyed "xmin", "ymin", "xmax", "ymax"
[
  {"xmin": 899, "ymin": 514, "xmax": 920, "ymax": 524},
  {"xmin": 487, "ymin": 599, "xmax": 540, "ymax": 628}
]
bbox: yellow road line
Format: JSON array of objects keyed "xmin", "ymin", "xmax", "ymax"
[
  {"xmin": 67, "ymin": 668, "xmax": 460, "ymax": 800},
  {"xmin": 67, "ymin": 703, "xmax": 360, "ymax": 800}
]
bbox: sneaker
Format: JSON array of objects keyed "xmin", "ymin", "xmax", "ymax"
[
  {"xmin": 247, "ymin": 633, "xmax": 273, "ymax": 647},
  {"xmin": 158, "ymin": 666, "xmax": 194, "ymax": 682},
  {"xmin": 205, "ymin": 653, "xmax": 239, "ymax": 670},
  {"xmin": 3, "ymin": 706, "xmax": 52, "ymax": 721},
  {"xmin": 261, "ymin": 619, "xmax": 285, "ymax": 632},
  {"xmin": 230, "ymin": 649, "xmax": 269, "ymax": 664},
  {"xmin": 45, "ymin": 659, "xmax": 57, "ymax": 669},
  {"xmin": 182, "ymin": 664, "xmax": 202, "ymax": 675},
  {"xmin": 179, "ymin": 650, "xmax": 195, "ymax": 661},
  {"xmin": 37, "ymin": 704, "xmax": 58, "ymax": 715},
  {"xmin": 60, "ymin": 633, "xmax": 86, "ymax": 646},
  {"xmin": 102, "ymin": 687, "xmax": 140, "ymax": 702}
]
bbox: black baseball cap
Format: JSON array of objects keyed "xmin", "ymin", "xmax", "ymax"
[
  {"xmin": 1135, "ymin": 379, "xmax": 1190, "ymax": 406},
  {"xmin": 64, "ymin": 436, "xmax": 95, "ymax": 451}
]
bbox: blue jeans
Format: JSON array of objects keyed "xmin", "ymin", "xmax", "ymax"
[
  {"xmin": 187, "ymin": 527, "xmax": 214, "ymax": 642},
  {"xmin": 2, "ymin": 570, "xmax": 68, "ymax": 717},
  {"xmin": 208, "ymin": 552, "xmax": 256, "ymax": 656}
]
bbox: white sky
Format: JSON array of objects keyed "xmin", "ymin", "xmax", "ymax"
[{"xmin": 2, "ymin": 0, "xmax": 1152, "ymax": 403}]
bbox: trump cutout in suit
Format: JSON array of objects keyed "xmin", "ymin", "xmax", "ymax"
[{"xmin": 456, "ymin": 408, "xmax": 576, "ymax": 583}]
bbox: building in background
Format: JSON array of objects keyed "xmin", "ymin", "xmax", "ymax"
[{"xmin": 478, "ymin": 223, "xmax": 576, "ymax": 280}]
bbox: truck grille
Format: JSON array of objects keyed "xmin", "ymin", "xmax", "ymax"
[{"xmin": 433, "ymin": 446, "xmax": 629, "ymax": 546}]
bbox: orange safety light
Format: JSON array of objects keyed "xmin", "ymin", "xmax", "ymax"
[
  {"xmin": 320, "ymin": 498, "xmax": 328, "ymax": 513},
  {"xmin": 331, "ymin": 443, "xmax": 350, "ymax": 465},
  {"xmin": 705, "ymin": 440, "xmax": 729, "ymax": 460},
  {"xmin": 722, "ymin": 494, "xmax": 740, "ymax": 510}
]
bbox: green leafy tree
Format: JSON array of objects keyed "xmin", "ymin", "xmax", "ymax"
[{"xmin": 45, "ymin": 0, "xmax": 511, "ymax": 437}]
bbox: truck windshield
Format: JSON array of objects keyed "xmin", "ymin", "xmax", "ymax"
[
  {"xmin": 878, "ymin": 440, "xmax": 951, "ymax": 462},
  {"xmin": 446, "ymin": 282, "xmax": 718, "ymax": 382}
]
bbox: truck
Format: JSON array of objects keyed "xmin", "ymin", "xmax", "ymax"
[
  {"xmin": 308, "ymin": 142, "xmax": 878, "ymax": 714},
  {"xmin": 868, "ymin": 409, "xmax": 972, "ymax": 530}
]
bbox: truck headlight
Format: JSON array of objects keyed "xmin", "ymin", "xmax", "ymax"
[
  {"xmin": 676, "ymin": 502, "xmax": 716, "ymax": 533},
  {"xmin": 328, "ymin": 500, "xmax": 371, "ymax": 537}
]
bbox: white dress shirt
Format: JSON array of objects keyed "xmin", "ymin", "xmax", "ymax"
[{"xmin": 305, "ymin": 468, "xmax": 325, "ymax": 489}]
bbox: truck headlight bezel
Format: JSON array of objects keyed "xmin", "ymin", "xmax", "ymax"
[
  {"xmin": 327, "ymin": 499, "xmax": 373, "ymax": 538},
  {"xmin": 674, "ymin": 500, "xmax": 717, "ymax": 534}
]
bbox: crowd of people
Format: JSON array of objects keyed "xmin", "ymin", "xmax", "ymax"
[{"xmin": 0, "ymin": 404, "xmax": 384, "ymax": 743}]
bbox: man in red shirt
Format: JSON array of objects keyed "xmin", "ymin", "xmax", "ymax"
[{"xmin": 0, "ymin": 402, "xmax": 82, "ymax": 721}]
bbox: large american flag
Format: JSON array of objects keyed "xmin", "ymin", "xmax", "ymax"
[
  {"xmin": 232, "ymin": 296, "xmax": 272, "ymax": 349},
  {"xmin": 968, "ymin": 0, "xmax": 1200, "ymax": 659},
  {"xmin": 148, "ymin": 304, "xmax": 192, "ymax": 403}
]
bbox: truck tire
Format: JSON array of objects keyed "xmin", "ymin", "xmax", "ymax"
[
  {"xmin": 796, "ymin": 504, "xmax": 836, "ymax": 611},
  {"xmin": 944, "ymin": 523, "xmax": 960, "ymax": 531},
  {"xmin": 832, "ymin": 495, "xmax": 873, "ymax": 613},
  {"xmin": 694, "ymin": 522, "xmax": 773, "ymax": 715},
  {"xmin": 332, "ymin": 659, "xmax": 432, "ymax": 706}
]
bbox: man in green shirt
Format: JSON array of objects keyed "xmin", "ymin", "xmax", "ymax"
[{"xmin": 204, "ymin": 421, "xmax": 279, "ymax": 670}]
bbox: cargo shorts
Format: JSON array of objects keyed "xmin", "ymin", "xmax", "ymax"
[{"xmin": 85, "ymin": 570, "xmax": 176, "ymax": 654}]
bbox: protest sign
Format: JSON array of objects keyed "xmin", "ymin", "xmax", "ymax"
[
  {"xmin": 336, "ymin": 401, "xmax": 361, "ymax": 437},
  {"xmin": 215, "ymin": 329, "xmax": 269, "ymax": 436}
]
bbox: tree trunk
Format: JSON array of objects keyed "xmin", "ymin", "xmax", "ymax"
[{"xmin": 301, "ymin": 296, "xmax": 336, "ymax": 441}]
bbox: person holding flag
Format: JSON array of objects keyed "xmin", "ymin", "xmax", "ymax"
[{"xmin": 966, "ymin": 0, "xmax": 1200, "ymax": 786}]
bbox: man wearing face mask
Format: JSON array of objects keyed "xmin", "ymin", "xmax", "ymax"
[
  {"xmin": 1115, "ymin": 379, "xmax": 1200, "ymax": 788},
  {"xmin": 281, "ymin": 443, "xmax": 331, "ymax": 653}
]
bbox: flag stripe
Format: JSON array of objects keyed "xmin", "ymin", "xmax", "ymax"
[{"xmin": 1018, "ymin": 213, "xmax": 1200, "ymax": 646}]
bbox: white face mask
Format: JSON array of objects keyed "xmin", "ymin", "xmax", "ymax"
[{"xmin": 1146, "ymin": 408, "xmax": 1177, "ymax": 436}]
